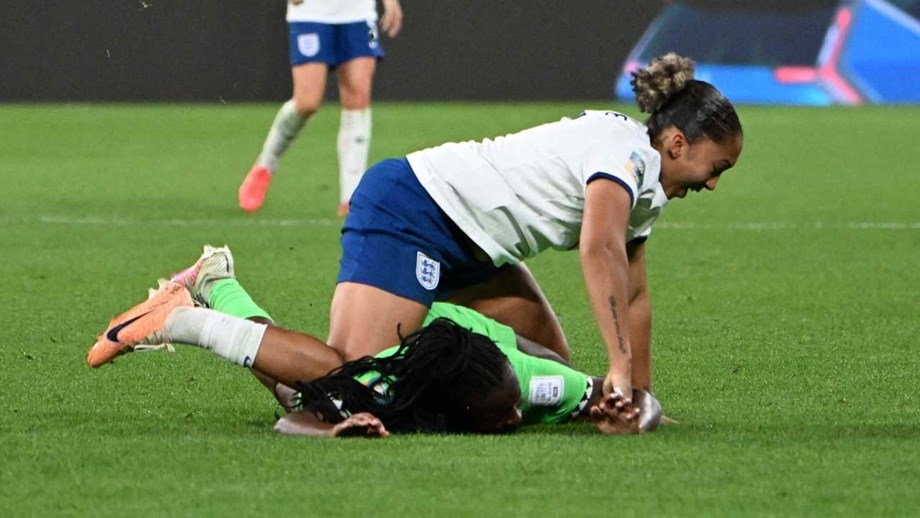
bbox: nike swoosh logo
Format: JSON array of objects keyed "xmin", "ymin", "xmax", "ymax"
[{"xmin": 106, "ymin": 312, "xmax": 150, "ymax": 342}]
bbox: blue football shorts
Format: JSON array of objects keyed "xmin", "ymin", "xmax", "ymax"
[
  {"xmin": 337, "ymin": 158, "xmax": 508, "ymax": 306},
  {"xmin": 288, "ymin": 21, "xmax": 385, "ymax": 68}
]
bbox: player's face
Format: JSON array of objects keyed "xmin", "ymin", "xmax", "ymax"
[
  {"xmin": 467, "ymin": 363, "xmax": 523, "ymax": 434},
  {"xmin": 662, "ymin": 134, "xmax": 742, "ymax": 199}
]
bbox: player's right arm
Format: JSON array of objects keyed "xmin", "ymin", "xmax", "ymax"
[
  {"xmin": 380, "ymin": 0, "xmax": 403, "ymax": 37},
  {"xmin": 580, "ymin": 178, "xmax": 636, "ymax": 409},
  {"xmin": 505, "ymin": 345, "xmax": 644, "ymax": 434}
]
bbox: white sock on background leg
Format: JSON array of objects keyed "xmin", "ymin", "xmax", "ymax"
[
  {"xmin": 166, "ymin": 307, "xmax": 266, "ymax": 368},
  {"xmin": 337, "ymin": 108, "xmax": 371, "ymax": 203},
  {"xmin": 257, "ymin": 99, "xmax": 308, "ymax": 172}
]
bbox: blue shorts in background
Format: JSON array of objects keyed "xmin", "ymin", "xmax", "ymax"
[
  {"xmin": 288, "ymin": 21, "xmax": 384, "ymax": 68},
  {"xmin": 337, "ymin": 158, "xmax": 507, "ymax": 306}
]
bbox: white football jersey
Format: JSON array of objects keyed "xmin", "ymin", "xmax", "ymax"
[
  {"xmin": 287, "ymin": 0, "xmax": 377, "ymax": 23},
  {"xmin": 407, "ymin": 111, "xmax": 667, "ymax": 266}
]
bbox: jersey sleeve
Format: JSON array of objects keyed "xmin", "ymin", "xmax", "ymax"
[
  {"xmin": 583, "ymin": 150, "xmax": 638, "ymax": 208},
  {"xmin": 500, "ymin": 347, "xmax": 593, "ymax": 425},
  {"xmin": 580, "ymin": 114, "xmax": 654, "ymax": 209}
]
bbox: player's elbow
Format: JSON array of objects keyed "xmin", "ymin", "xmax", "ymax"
[{"xmin": 579, "ymin": 236, "xmax": 626, "ymax": 265}]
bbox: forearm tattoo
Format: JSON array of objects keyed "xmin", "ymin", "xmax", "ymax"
[{"xmin": 608, "ymin": 296, "xmax": 628, "ymax": 355}]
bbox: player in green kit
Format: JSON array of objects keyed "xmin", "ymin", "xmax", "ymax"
[{"xmin": 87, "ymin": 246, "xmax": 659, "ymax": 436}]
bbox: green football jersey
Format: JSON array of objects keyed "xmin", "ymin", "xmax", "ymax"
[{"xmin": 352, "ymin": 304, "xmax": 592, "ymax": 425}]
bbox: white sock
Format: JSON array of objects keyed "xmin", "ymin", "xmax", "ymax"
[
  {"xmin": 166, "ymin": 307, "xmax": 266, "ymax": 368},
  {"xmin": 257, "ymin": 100, "xmax": 308, "ymax": 172},
  {"xmin": 337, "ymin": 108, "xmax": 371, "ymax": 203}
]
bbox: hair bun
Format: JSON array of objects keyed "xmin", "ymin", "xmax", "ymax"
[{"xmin": 630, "ymin": 53, "xmax": 696, "ymax": 114}]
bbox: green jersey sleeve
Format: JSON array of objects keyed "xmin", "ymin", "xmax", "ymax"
[{"xmin": 500, "ymin": 347, "xmax": 593, "ymax": 425}]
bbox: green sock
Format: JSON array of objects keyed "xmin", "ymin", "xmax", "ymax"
[{"xmin": 208, "ymin": 279, "xmax": 273, "ymax": 321}]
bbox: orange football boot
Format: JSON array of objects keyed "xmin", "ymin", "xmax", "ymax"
[
  {"xmin": 239, "ymin": 165, "xmax": 272, "ymax": 212},
  {"xmin": 86, "ymin": 281, "xmax": 193, "ymax": 368}
]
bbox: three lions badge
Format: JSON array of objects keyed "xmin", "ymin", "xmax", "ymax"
[
  {"xmin": 297, "ymin": 33, "xmax": 320, "ymax": 57},
  {"xmin": 416, "ymin": 252, "xmax": 440, "ymax": 291}
]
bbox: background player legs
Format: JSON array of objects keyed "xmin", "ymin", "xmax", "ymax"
[
  {"xmin": 335, "ymin": 57, "xmax": 376, "ymax": 216},
  {"xmin": 239, "ymin": 63, "xmax": 329, "ymax": 212}
]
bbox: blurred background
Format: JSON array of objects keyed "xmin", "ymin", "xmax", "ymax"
[{"xmin": 3, "ymin": 0, "xmax": 917, "ymax": 104}]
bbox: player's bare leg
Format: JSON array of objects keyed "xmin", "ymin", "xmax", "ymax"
[
  {"xmin": 446, "ymin": 262, "xmax": 570, "ymax": 360},
  {"xmin": 90, "ymin": 298, "xmax": 346, "ymax": 391},
  {"xmin": 334, "ymin": 57, "xmax": 376, "ymax": 217},
  {"xmin": 248, "ymin": 325, "xmax": 345, "ymax": 387},
  {"xmin": 327, "ymin": 282, "xmax": 429, "ymax": 360}
]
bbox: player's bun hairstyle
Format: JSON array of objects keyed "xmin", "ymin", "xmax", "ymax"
[
  {"xmin": 631, "ymin": 52, "xmax": 742, "ymax": 145},
  {"xmin": 296, "ymin": 318, "xmax": 512, "ymax": 434}
]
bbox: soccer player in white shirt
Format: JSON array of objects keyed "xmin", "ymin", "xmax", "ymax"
[
  {"xmin": 235, "ymin": 53, "xmax": 742, "ymax": 421},
  {"xmin": 239, "ymin": 0, "xmax": 403, "ymax": 215}
]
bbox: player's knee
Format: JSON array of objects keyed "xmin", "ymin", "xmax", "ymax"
[
  {"xmin": 330, "ymin": 337, "xmax": 379, "ymax": 362},
  {"xmin": 292, "ymin": 97, "xmax": 321, "ymax": 118},
  {"xmin": 327, "ymin": 326, "xmax": 398, "ymax": 362},
  {"xmin": 340, "ymin": 92, "xmax": 371, "ymax": 111}
]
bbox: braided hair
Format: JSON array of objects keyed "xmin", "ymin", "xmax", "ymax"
[
  {"xmin": 296, "ymin": 318, "xmax": 512, "ymax": 434},
  {"xmin": 631, "ymin": 52, "xmax": 742, "ymax": 146}
]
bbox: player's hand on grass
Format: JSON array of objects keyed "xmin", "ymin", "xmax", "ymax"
[
  {"xmin": 274, "ymin": 410, "xmax": 388, "ymax": 438},
  {"xmin": 332, "ymin": 413, "xmax": 390, "ymax": 438},
  {"xmin": 380, "ymin": 0, "xmax": 403, "ymax": 37},
  {"xmin": 589, "ymin": 392, "xmax": 640, "ymax": 435}
]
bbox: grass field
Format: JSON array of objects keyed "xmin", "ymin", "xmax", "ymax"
[{"xmin": 2, "ymin": 102, "xmax": 918, "ymax": 516}]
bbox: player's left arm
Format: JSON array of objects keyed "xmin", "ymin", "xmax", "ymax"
[{"xmin": 627, "ymin": 239, "xmax": 652, "ymax": 391}]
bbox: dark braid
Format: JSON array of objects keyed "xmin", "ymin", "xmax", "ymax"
[
  {"xmin": 296, "ymin": 318, "xmax": 510, "ymax": 434},
  {"xmin": 631, "ymin": 52, "xmax": 742, "ymax": 145}
]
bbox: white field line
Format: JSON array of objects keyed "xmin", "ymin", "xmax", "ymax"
[
  {"xmin": 33, "ymin": 215, "xmax": 340, "ymax": 227},
  {"xmin": 655, "ymin": 222, "xmax": 920, "ymax": 231},
  {"xmin": 0, "ymin": 215, "xmax": 916, "ymax": 231}
]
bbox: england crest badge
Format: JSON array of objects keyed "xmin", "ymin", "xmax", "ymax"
[
  {"xmin": 297, "ymin": 33, "xmax": 320, "ymax": 57},
  {"xmin": 415, "ymin": 251, "xmax": 440, "ymax": 291}
]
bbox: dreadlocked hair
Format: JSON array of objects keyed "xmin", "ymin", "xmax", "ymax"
[
  {"xmin": 295, "ymin": 318, "xmax": 511, "ymax": 434},
  {"xmin": 631, "ymin": 52, "xmax": 742, "ymax": 146}
]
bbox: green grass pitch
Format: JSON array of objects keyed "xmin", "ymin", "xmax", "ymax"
[{"xmin": 1, "ymin": 102, "xmax": 918, "ymax": 516}]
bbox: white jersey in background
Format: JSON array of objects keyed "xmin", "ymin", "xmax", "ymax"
[
  {"xmin": 407, "ymin": 111, "xmax": 668, "ymax": 266},
  {"xmin": 287, "ymin": 0, "xmax": 378, "ymax": 23}
]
